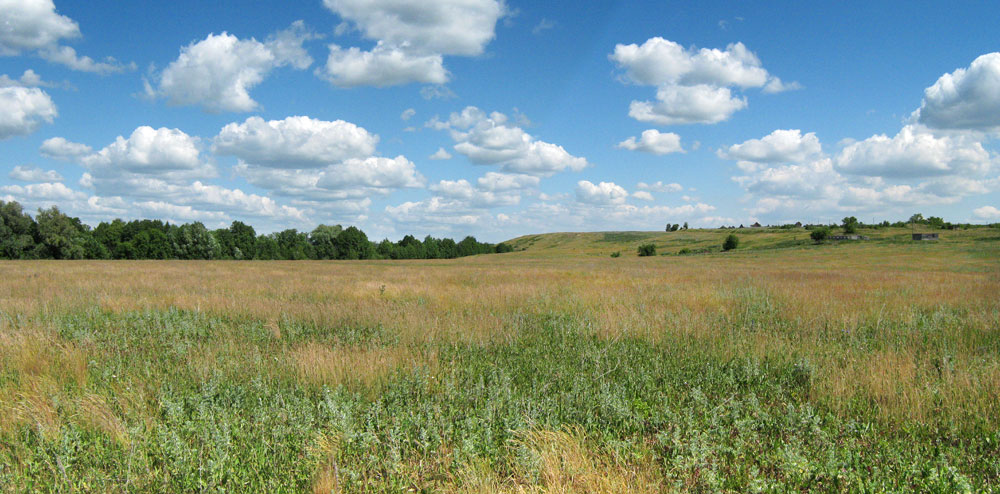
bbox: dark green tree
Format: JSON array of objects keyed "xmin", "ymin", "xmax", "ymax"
[
  {"xmin": 842, "ymin": 216, "xmax": 859, "ymax": 234},
  {"xmin": 810, "ymin": 227, "xmax": 831, "ymax": 243},
  {"xmin": 310, "ymin": 224, "xmax": 342, "ymax": 259},
  {"xmin": 275, "ymin": 229, "xmax": 314, "ymax": 260},
  {"xmin": 0, "ymin": 200, "xmax": 38, "ymax": 259},
  {"xmin": 722, "ymin": 234, "xmax": 739, "ymax": 251},
  {"xmin": 34, "ymin": 206, "xmax": 89, "ymax": 259},
  {"xmin": 172, "ymin": 222, "xmax": 221, "ymax": 260},
  {"xmin": 333, "ymin": 226, "xmax": 372, "ymax": 260}
]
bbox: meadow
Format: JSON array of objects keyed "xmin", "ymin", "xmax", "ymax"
[{"xmin": 1, "ymin": 227, "xmax": 998, "ymax": 492}]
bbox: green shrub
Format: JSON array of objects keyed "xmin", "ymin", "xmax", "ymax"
[
  {"xmin": 678, "ymin": 248, "xmax": 691, "ymax": 255},
  {"xmin": 610, "ymin": 251, "xmax": 621, "ymax": 258},
  {"xmin": 722, "ymin": 234, "xmax": 739, "ymax": 251},
  {"xmin": 637, "ymin": 243, "xmax": 656, "ymax": 256},
  {"xmin": 810, "ymin": 227, "xmax": 831, "ymax": 243}
]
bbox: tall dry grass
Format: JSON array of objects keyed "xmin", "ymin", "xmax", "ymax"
[{"xmin": 1, "ymin": 239, "xmax": 997, "ymax": 435}]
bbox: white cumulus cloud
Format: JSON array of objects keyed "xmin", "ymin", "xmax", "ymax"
[
  {"xmin": 319, "ymin": 43, "xmax": 447, "ymax": 87},
  {"xmin": 918, "ymin": 52, "xmax": 1000, "ymax": 131},
  {"xmin": 637, "ymin": 181, "xmax": 683, "ymax": 193},
  {"xmin": 320, "ymin": 0, "xmax": 504, "ymax": 88},
  {"xmin": 835, "ymin": 125, "xmax": 993, "ymax": 178},
  {"xmin": 213, "ymin": 115, "xmax": 378, "ymax": 168},
  {"xmin": 434, "ymin": 106, "xmax": 589, "ymax": 176},
  {"xmin": 9, "ymin": 165, "xmax": 62, "ymax": 182},
  {"xmin": 719, "ymin": 129, "xmax": 822, "ymax": 163},
  {"xmin": 0, "ymin": 86, "xmax": 57, "ymax": 139},
  {"xmin": 429, "ymin": 147, "xmax": 452, "ymax": 160},
  {"xmin": 611, "ymin": 38, "xmax": 769, "ymax": 88},
  {"xmin": 148, "ymin": 21, "xmax": 314, "ymax": 112},
  {"xmin": 973, "ymin": 205, "xmax": 1000, "ymax": 220},
  {"xmin": 628, "ymin": 84, "xmax": 746, "ymax": 125},
  {"xmin": 40, "ymin": 136, "xmax": 91, "ymax": 160},
  {"xmin": 0, "ymin": 0, "xmax": 128, "ymax": 73},
  {"xmin": 576, "ymin": 180, "xmax": 628, "ymax": 205},
  {"xmin": 611, "ymin": 37, "xmax": 794, "ymax": 126},
  {"xmin": 617, "ymin": 129, "xmax": 684, "ymax": 155}
]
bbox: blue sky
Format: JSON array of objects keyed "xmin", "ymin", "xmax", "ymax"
[{"xmin": 2, "ymin": 0, "xmax": 999, "ymax": 241}]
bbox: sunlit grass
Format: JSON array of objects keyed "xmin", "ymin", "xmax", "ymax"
[{"xmin": 0, "ymin": 228, "xmax": 997, "ymax": 491}]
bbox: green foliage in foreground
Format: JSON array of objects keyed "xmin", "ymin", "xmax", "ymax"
[{"xmin": 1, "ymin": 309, "xmax": 996, "ymax": 492}]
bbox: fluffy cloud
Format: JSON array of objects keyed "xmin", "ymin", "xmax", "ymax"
[
  {"xmin": 74, "ymin": 126, "xmax": 216, "ymax": 200},
  {"xmin": 617, "ymin": 129, "xmax": 684, "ymax": 154},
  {"xmin": 385, "ymin": 197, "xmax": 482, "ymax": 227},
  {"xmin": 611, "ymin": 39, "xmax": 769, "ymax": 88},
  {"xmin": 734, "ymin": 158, "xmax": 842, "ymax": 199},
  {"xmin": 0, "ymin": 181, "xmax": 84, "ymax": 202},
  {"xmin": 575, "ymin": 180, "xmax": 628, "ymax": 205},
  {"xmin": 429, "ymin": 147, "xmax": 452, "ymax": 160},
  {"xmin": 835, "ymin": 125, "xmax": 993, "ymax": 178},
  {"xmin": 973, "ymin": 205, "xmax": 1000, "ymax": 220},
  {"xmin": 434, "ymin": 106, "xmax": 588, "ymax": 176},
  {"xmin": 476, "ymin": 172, "xmax": 539, "ymax": 191},
  {"xmin": 323, "ymin": 0, "xmax": 503, "ymax": 56},
  {"xmin": 320, "ymin": 0, "xmax": 505, "ymax": 87},
  {"xmin": 384, "ymin": 170, "xmax": 537, "ymax": 233},
  {"xmin": 0, "ymin": 69, "xmax": 51, "ymax": 88},
  {"xmin": 319, "ymin": 43, "xmax": 447, "ymax": 87},
  {"xmin": 611, "ymin": 38, "xmax": 794, "ymax": 125},
  {"xmin": 234, "ymin": 156, "xmax": 424, "ymax": 202},
  {"xmin": 918, "ymin": 52, "xmax": 1000, "ymax": 131},
  {"xmin": 628, "ymin": 84, "xmax": 746, "ymax": 125},
  {"xmin": 719, "ymin": 129, "xmax": 822, "ymax": 163},
  {"xmin": 636, "ymin": 181, "xmax": 683, "ymax": 193},
  {"xmin": 430, "ymin": 179, "xmax": 520, "ymax": 207},
  {"xmin": 40, "ymin": 136, "xmax": 91, "ymax": 160},
  {"xmin": 9, "ymin": 165, "xmax": 62, "ymax": 182},
  {"xmin": 148, "ymin": 22, "xmax": 314, "ymax": 112},
  {"xmin": 83, "ymin": 126, "xmax": 207, "ymax": 176},
  {"xmin": 722, "ymin": 127, "xmax": 998, "ymax": 220},
  {"xmin": 0, "ymin": 0, "xmax": 128, "ymax": 73},
  {"xmin": 214, "ymin": 114, "xmax": 422, "ymax": 207},
  {"xmin": 213, "ymin": 115, "xmax": 378, "ymax": 167},
  {"xmin": 0, "ymin": 86, "xmax": 57, "ymax": 139}
]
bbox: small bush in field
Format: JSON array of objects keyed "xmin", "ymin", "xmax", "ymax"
[
  {"xmin": 637, "ymin": 244, "xmax": 656, "ymax": 256},
  {"xmin": 810, "ymin": 227, "xmax": 830, "ymax": 243},
  {"xmin": 610, "ymin": 251, "xmax": 621, "ymax": 258},
  {"xmin": 723, "ymin": 234, "xmax": 739, "ymax": 251}
]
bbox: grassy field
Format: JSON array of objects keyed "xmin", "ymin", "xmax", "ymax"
[{"xmin": 1, "ymin": 227, "xmax": 998, "ymax": 492}]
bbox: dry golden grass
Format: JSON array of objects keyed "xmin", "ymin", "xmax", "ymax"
[
  {"xmin": 455, "ymin": 427, "xmax": 662, "ymax": 493},
  {"xmin": 0, "ymin": 237, "xmax": 997, "ymax": 429},
  {"xmin": 75, "ymin": 393, "xmax": 130, "ymax": 448},
  {"xmin": 292, "ymin": 342, "xmax": 434, "ymax": 391}
]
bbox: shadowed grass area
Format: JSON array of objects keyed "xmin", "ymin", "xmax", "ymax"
[{"xmin": 0, "ymin": 231, "xmax": 998, "ymax": 491}]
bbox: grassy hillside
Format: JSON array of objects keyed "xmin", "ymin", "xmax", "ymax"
[
  {"xmin": 505, "ymin": 226, "xmax": 998, "ymax": 257},
  {"xmin": 1, "ymin": 230, "xmax": 998, "ymax": 492}
]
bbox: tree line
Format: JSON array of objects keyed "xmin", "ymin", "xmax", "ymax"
[{"xmin": 0, "ymin": 200, "xmax": 512, "ymax": 260}]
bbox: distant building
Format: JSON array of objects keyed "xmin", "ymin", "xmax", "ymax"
[
  {"xmin": 794, "ymin": 222, "xmax": 802, "ymax": 228},
  {"xmin": 751, "ymin": 222, "xmax": 762, "ymax": 228},
  {"xmin": 829, "ymin": 235, "xmax": 868, "ymax": 240},
  {"xmin": 912, "ymin": 233, "xmax": 939, "ymax": 240}
]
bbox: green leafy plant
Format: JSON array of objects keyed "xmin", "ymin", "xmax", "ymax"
[{"xmin": 723, "ymin": 234, "xmax": 739, "ymax": 251}]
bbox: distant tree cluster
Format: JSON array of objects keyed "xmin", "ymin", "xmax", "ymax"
[
  {"xmin": 0, "ymin": 200, "xmax": 509, "ymax": 261},
  {"xmin": 719, "ymin": 213, "xmax": 985, "ymax": 232}
]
